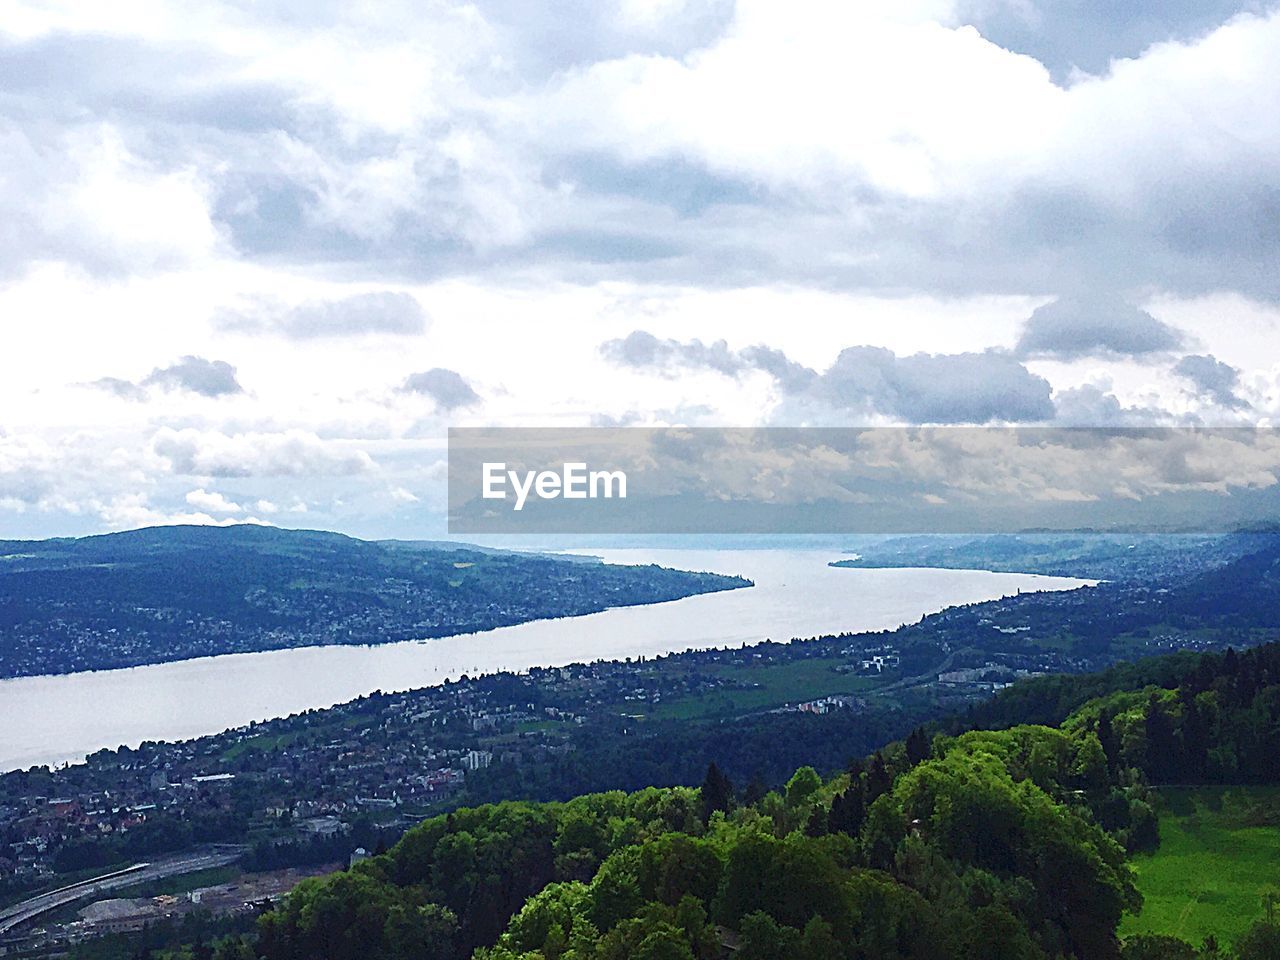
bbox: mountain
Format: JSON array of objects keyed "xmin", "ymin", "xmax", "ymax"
[{"xmin": 0, "ymin": 525, "xmax": 749, "ymax": 678}]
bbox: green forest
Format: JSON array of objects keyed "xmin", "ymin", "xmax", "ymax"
[{"xmin": 111, "ymin": 640, "xmax": 1280, "ymax": 960}]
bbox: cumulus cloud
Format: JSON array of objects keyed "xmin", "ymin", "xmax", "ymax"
[
  {"xmin": 0, "ymin": 122, "xmax": 223, "ymax": 279},
  {"xmin": 85, "ymin": 357, "xmax": 244, "ymax": 400},
  {"xmin": 1051, "ymin": 383, "xmax": 1177, "ymax": 426},
  {"xmin": 1015, "ymin": 295, "xmax": 1185, "ymax": 360},
  {"xmin": 601, "ymin": 332, "xmax": 1053, "ymax": 423},
  {"xmin": 142, "ymin": 356, "xmax": 244, "ymax": 397},
  {"xmin": 815, "ymin": 346, "xmax": 1054, "ymax": 423},
  {"xmin": 216, "ymin": 291, "xmax": 428, "ymax": 339},
  {"xmin": 97, "ymin": 493, "xmax": 271, "ymax": 531},
  {"xmin": 151, "ymin": 428, "xmax": 376, "ymax": 477},
  {"xmin": 184, "ymin": 488, "xmax": 244, "ymax": 514},
  {"xmin": 0, "ymin": 430, "xmax": 272, "ymax": 530},
  {"xmin": 399, "ymin": 368, "xmax": 481, "ymax": 410},
  {"xmin": 1175, "ymin": 353, "xmax": 1249, "ymax": 409},
  {"xmin": 531, "ymin": 5, "xmax": 1280, "ymax": 297}
]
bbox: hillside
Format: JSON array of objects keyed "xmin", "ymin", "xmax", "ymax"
[
  {"xmin": 0, "ymin": 526, "xmax": 749, "ymax": 678},
  {"xmin": 1121, "ymin": 786, "xmax": 1280, "ymax": 947},
  {"xmin": 148, "ymin": 641, "xmax": 1280, "ymax": 960},
  {"xmin": 832, "ymin": 532, "xmax": 1273, "ymax": 583}
]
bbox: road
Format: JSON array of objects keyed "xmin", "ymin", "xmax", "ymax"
[
  {"xmin": 873, "ymin": 650, "xmax": 958, "ymax": 694},
  {"xmin": 0, "ymin": 847, "xmax": 243, "ymax": 937}
]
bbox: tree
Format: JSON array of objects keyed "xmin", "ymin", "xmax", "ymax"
[
  {"xmin": 905, "ymin": 727, "xmax": 931, "ymax": 767},
  {"xmin": 1097, "ymin": 711, "xmax": 1119, "ymax": 772},
  {"xmin": 785, "ymin": 767, "xmax": 821, "ymax": 808},
  {"xmin": 1177, "ymin": 687, "xmax": 1209, "ymax": 781},
  {"xmin": 828, "ymin": 787, "xmax": 865, "ymax": 837},
  {"xmin": 866, "ymin": 752, "xmax": 892, "ymax": 804},
  {"xmin": 1072, "ymin": 733, "xmax": 1109, "ymax": 791},
  {"xmin": 967, "ymin": 904, "xmax": 1043, "ymax": 960},
  {"xmin": 742, "ymin": 775, "xmax": 768, "ymax": 806},
  {"xmin": 587, "ymin": 857, "xmax": 644, "ymax": 932},
  {"xmin": 1144, "ymin": 694, "xmax": 1177, "ymax": 783},
  {"xmin": 700, "ymin": 763, "xmax": 733, "ymax": 825},
  {"xmin": 737, "ymin": 912, "xmax": 801, "ymax": 959},
  {"xmin": 383, "ymin": 903, "xmax": 457, "ymax": 960},
  {"xmin": 799, "ymin": 916, "xmax": 841, "ymax": 960},
  {"xmin": 803, "ymin": 805, "xmax": 828, "ymax": 838},
  {"xmin": 860, "ymin": 794, "xmax": 905, "ymax": 873},
  {"xmin": 1124, "ymin": 799, "xmax": 1159, "ymax": 853},
  {"xmin": 596, "ymin": 918, "xmax": 694, "ymax": 960}
]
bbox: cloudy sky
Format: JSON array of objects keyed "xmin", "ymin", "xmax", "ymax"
[{"xmin": 2, "ymin": 0, "xmax": 1280, "ymax": 539}]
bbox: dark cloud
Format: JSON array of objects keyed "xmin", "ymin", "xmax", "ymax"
[
  {"xmin": 1015, "ymin": 295, "xmax": 1185, "ymax": 360},
  {"xmin": 400, "ymin": 368, "xmax": 481, "ymax": 410},
  {"xmin": 216, "ymin": 291, "xmax": 428, "ymax": 339},
  {"xmin": 601, "ymin": 332, "xmax": 1053, "ymax": 424},
  {"xmin": 142, "ymin": 356, "xmax": 244, "ymax": 397},
  {"xmin": 1175, "ymin": 353, "xmax": 1249, "ymax": 409}
]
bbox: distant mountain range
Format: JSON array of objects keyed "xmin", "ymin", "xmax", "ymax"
[{"xmin": 0, "ymin": 525, "xmax": 749, "ymax": 679}]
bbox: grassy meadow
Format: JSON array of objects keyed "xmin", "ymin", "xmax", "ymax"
[{"xmin": 1122, "ymin": 786, "xmax": 1280, "ymax": 946}]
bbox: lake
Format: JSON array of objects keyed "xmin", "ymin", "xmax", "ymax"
[{"xmin": 0, "ymin": 550, "xmax": 1090, "ymax": 770}]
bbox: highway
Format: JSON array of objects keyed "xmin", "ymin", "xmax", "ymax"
[{"xmin": 0, "ymin": 847, "xmax": 243, "ymax": 937}]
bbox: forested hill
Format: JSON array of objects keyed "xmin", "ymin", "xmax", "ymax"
[
  {"xmin": 192, "ymin": 640, "xmax": 1280, "ymax": 960},
  {"xmin": 0, "ymin": 525, "xmax": 748, "ymax": 678},
  {"xmin": 963, "ymin": 628, "xmax": 1280, "ymax": 740},
  {"xmin": 833, "ymin": 531, "xmax": 1276, "ymax": 583}
]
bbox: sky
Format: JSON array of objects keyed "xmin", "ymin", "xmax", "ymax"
[{"xmin": 2, "ymin": 0, "xmax": 1280, "ymax": 539}]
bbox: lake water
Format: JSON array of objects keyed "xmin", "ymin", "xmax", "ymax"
[{"xmin": 0, "ymin": 550, "xmax": 1090, "ymax": 771}]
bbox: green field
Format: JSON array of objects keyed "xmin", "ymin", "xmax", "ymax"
[
  {"xmin": 1121, "ymin": 786, "xmax": 1280, "ymax": 947},
  {"xmin": 644, "ymin": 659, "xmax": 880, "ymax": 720}
]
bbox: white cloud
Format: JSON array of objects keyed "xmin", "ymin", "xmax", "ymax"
[
  {"xmin": 216, "ymin": 290, "xmax": 429, "ymax": 339},
  {"xmin": 541, "ymin": 0, "xmax": 1058, "ymax": 198},
  {"xmin": 1, "ymin": 122, "xmax": 223, "ymax": 276},
  {"xmin": 151, "ymin": 428, "xmax": 377, "ymax": 478},
  {"xmin": 184, "ymin": 487, "xmax": 243, "ymax": 514},
  {"xmin": 97, "ymin": 493, "xmax": 270, "ymax": 530}
]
